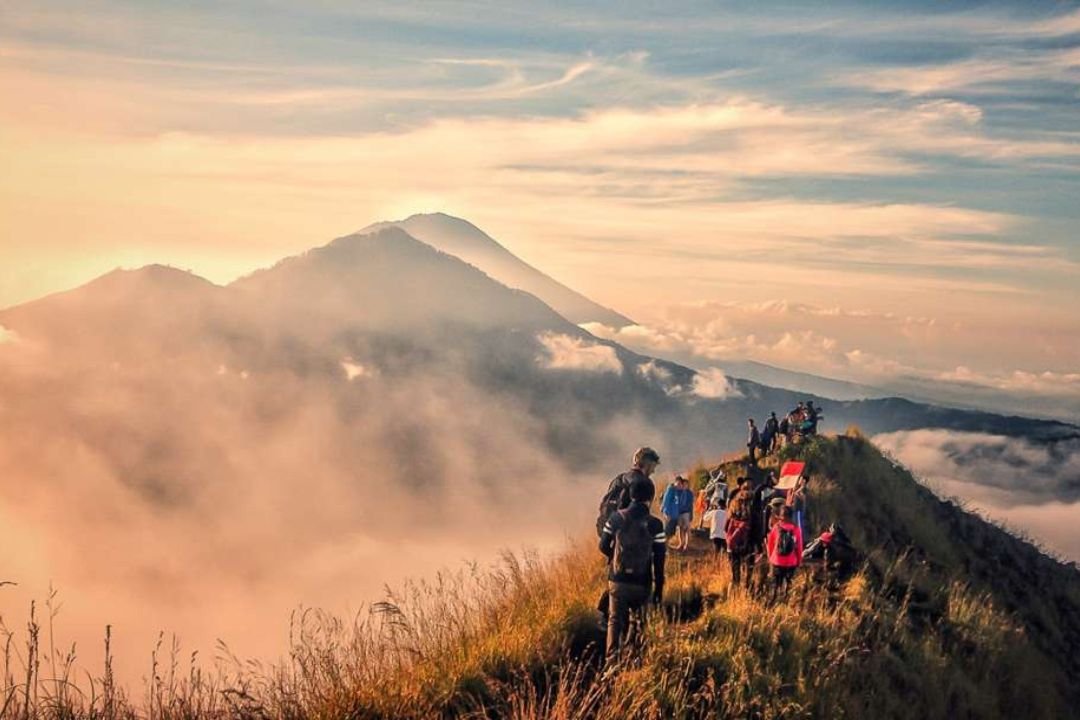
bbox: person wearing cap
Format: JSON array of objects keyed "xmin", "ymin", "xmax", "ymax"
[{"xmin": 766, "ymin": 496, "xmax": 786, "ymax": 534}]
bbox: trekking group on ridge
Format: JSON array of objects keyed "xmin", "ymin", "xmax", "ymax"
[
  {"xmin": 747, "ymin": 401, "xmax": 821, "ymax": 466},
  {"xmin": 595, "ymin": 401, "xmax": 850, "ymax": 659}
]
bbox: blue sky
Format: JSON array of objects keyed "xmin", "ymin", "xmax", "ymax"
[{"xmin": 2, "ymin": 0, "xmax": 1079, "ymax": 416}]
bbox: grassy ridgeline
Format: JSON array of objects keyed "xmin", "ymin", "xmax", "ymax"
[{"xmin": 4, "ymin": 433, "xmax": 1079, "ymax": 719}]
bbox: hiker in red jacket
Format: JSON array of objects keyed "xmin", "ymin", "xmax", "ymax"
[{"xmin": 765, "ymin": 504, "xmax": 804, "ymax": 602}]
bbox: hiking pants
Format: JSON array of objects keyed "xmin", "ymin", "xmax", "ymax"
[
  {"xmin": 606, "ymin": 581, "xmax": 650, "ymax": 658},
  {"xmin": 729, "ymin": 550, "xmax": 752, "ymax": 587},
  {"xmin": 770, "ymin": 565, "xmax": 797, "ymax": 602}
]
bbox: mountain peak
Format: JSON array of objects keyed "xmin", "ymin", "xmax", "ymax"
[{"xmin": 358, "ymin": 213, "xmax": 633, "ymax": 327}]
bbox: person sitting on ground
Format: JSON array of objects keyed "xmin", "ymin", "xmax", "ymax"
[
  {"xmin": 599, "ymin": 479, "xmax": 666, "ymax": 659},
  {"xmin": 766, "ymin": 505, "xmax": 804, "ymax": 602},
  {"xmin": 802, "ymin": 523, "xmax": 857, "ymax": 581},
  {"xmin": 725, "ymin": 477, "xmax": 755, "ymax": 587}
]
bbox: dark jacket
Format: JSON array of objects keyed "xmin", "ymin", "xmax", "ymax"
[
  {"xmin": 749, "ymin": 483, "xmax": 772, "ymax": 546},
  {"xmin": 609, "ymin": 467, "xmax": 654, "ymax": 511},
  {"xmin": 748, "ymin": 426, "xmax": 760, "ymax": 448},
  {"xmin": 599, "ymin": 502, "xmax": 666, "ymax": 595}
]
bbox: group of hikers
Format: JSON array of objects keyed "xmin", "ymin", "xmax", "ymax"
[
  {"xmin": 596, "ymin": 426, "xmax": 852, "ymax": 658},
  {"xmin": 746, "ymin": 401, "xmax": 822, "ymax": 465}
]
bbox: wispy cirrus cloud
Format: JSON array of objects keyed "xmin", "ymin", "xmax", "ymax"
[{"xmin": 842, "ymin": 48, "xmax": 1080, "ymax": 96}]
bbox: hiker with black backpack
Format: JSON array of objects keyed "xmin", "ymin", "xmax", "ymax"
[
  {"xmin": 725, "ymin": 477, "xmax": 754, "ymax": 587},
  {"xmin": 595, "ymin": 447, "xmax": 661, "ymax": 628},
  {"xmin": 599, "ymin": 480, "xmax": 667, "ymax": 658},
  {"xmin": 766, "ymin": 504, "xmax": 804, "ymax": 602},
  {"xmin": 596, "ymin": 447, "xmax": 660, "ymax": 538}
]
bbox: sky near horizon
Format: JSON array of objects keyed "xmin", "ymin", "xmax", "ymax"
[{"xmin": 2, "ymin": 1, "xmax": 1079, "ymax": 416}]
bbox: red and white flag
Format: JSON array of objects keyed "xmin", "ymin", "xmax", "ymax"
[{"xmin": 777, "ymin": 461, "xmax": 806, "ymax": 490}]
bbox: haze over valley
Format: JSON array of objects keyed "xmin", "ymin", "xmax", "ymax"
[{"xmin": 2, "ymin": 3, "xmax": 1079, "ymax": 712}]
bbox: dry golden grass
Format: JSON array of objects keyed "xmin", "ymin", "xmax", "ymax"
[{"xmin": 2, "ymin": 435, "xmax": 1076, "ymax": 719}]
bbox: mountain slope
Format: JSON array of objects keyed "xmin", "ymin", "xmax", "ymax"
[
  {"xmin": 232, "ymin": 226, "xmax": 578, "ymax": 335},
  {"xmin": 13, "ymin": 433, "xmax": 1075, "ymax": 719},
  {"xmin": 361, "ymin": 213, "xmax": 633, "ymax": 327},
  {"xmin": 0, "ymin": 264, "xmax": 227, "ymax": 360}
]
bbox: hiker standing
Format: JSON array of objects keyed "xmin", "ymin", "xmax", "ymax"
[
  {"xmin": 706, "ymin": 468, "xmax": 727, "ymax": 508},
  {"xmin": 707, "ymin": 493, "xmax": 727, "ymax": 553},
  {"xmin": 674, "ymin": 477, "xmax": 695, "ymax": 550},
  {"xmin": 766, "ymin": 505, "xmax": 804, "ymax": 602},
  {"xmin": 787, "ymin": 476, "xmax": 808, "ymax": 538},
  {"xmin": 595, "ymin": 447, "xmax": 661, "ymax": 626},
  {"xmin": 777, "ymin": 414, "xmax": 790, "ymax": 449},
  {"xmin": 599, "ymin": 480, "xmax": 666, "ymax": 658},
  {"xmin": 597, "ymin": 447, "xmax": 660, "ymax": 537},
  {"xmin": 661, "ymin": 476, "xmax": 694, "ymax": 550},
  {"xmin": 695, "ymin": 487, "xmax": 710, "ymax": 530},
  {"xmin": 749, "ymin": 472, "xmax": 776, "ymax": 551},
  {"xmin": 765, "ymin": 496, "xmax": 785, "ymax": 535},
  {"xmin": 725, "ymin": 477, "xmax": 754, "ymax": 587},
  {"xmin": 806, "ymin": 401, "xmax": 820, "ymax": 436},
  {"xmin": 746, "ymin": 418, "xmax": 760, "ymax": 466},
  {"xmin": 661, "ymin": 476, "xmax": 681, "ymax": 538},
  {"xmin": 762, "ymin": 412, "xmax": 779, "ymax": 455}
]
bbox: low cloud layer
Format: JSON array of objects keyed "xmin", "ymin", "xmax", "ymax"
[
  {"xmin": 536, "ymin": 332, "xmax": 622, "ymax": 374},
  {"xmin": 583, "ymin": 300, "xmax": 1080, "ymax": 422},
  {"xmin": 0, "ymin": 323, "xmax": 624, "ymax": 686},
  {"xmin": 691, "ymin": 368, "xmax": 742, "ymax": 400},
  {"xmin": 873, "ymin": 429, "xmax": 1080, "ymax": 561}
]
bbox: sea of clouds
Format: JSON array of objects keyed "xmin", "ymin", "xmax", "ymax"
[{"xmin": 873, "ymin": 429, "xmax": 1080, "ymax": 562}]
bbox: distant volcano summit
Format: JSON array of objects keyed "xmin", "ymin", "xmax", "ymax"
[{"xmin": 360, "ymin": 213, "xmax": 633, "ymax": 328}]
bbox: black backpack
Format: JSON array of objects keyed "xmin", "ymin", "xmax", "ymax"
[
  {"xmin": 596, "ymin": 473, "xmax": 630, "ymax": 537},
  {"xmin": 612, "ymin": 510, "xmax": 653, "ymax": 579},
  {"xmin": 777, "ymin": 525, "xmax": 796, "ymax": 557}
]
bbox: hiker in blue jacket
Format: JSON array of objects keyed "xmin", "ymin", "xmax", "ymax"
[{"xmin": 661, "ymin": 475, "xmax": 695, "ymax": 550}]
